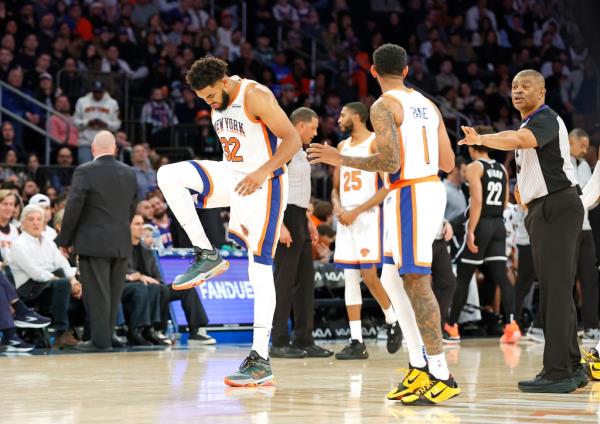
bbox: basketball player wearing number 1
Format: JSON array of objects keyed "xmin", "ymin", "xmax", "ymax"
[
  {"xmin": 308, "ymin": 44, "xmax": 460, "ymax": 405},
  {"xmin": 157, "ymin": 57, "xmax": 301, "ymax": 386}
]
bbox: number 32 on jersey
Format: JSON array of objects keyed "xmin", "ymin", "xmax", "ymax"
[{"xmin": 220, "ymin": 136, "xmax": 243, "ymax": 162}]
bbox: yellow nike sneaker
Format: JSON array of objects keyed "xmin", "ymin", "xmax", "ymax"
[
  {"xmin": 386, "ymin": 364, "xmax": 430, "ymax": 401},
  {"xmin": 401, "ymin": 375, "xmax": 461, "ymax": 406},
  {"xmin": 581, "ymin": 348, "xmax": 600, "ymax": 381}
]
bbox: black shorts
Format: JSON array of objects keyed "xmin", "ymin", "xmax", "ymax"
[{"xmin": 457, "ymin": 216, "xmax": 507, "ymax": 265}]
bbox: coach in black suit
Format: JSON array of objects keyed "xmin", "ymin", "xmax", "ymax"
[{"xmin": 60, "ymin": 130, "xmax": 138, "ymax": 351}]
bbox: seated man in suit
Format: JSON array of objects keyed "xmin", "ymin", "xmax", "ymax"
[
  {"xmin": 9, "ymin": 204, "xmax": 81, "ymax": 349},
  {"xmin": 130, "ymin": 214, "xmax": 215, "ymax": 344}
]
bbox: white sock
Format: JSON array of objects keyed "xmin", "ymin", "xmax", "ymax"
[
  {"xmin": 382, "ymin": 306, "xmax": 397, "ymax": 325},
  {"xmin": 248, "ymin": 255, "xmax": 276, "ymax": 359},
  {"xmin": 350, "ymin": 320, "xmax": 363, "ymax": 342},
  {"xmin": 157, "ymin": 162, "xmax": 213, "ymax": 250},
  {"xmin": 381, "ymin": 264, "xmax": 426, "ymax": 367},
  {"xmin": 427, "ymin": 353, "xmax": 450, "ymax": 380}
]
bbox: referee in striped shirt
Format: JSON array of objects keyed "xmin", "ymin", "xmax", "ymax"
[
  {"xmin": 459, "ymin": 70, "xmax": 586, "ymax": 393},
  {"xmin": 271, "ymin": 107, "xmax": 334, "ymax": 359}
]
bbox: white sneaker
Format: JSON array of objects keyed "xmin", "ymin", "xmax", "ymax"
[
  {"xmin": 189, "ymin": 328, "xmax": 216, "ymax": 345},
  {"xmin": 156, "ymin": 331, "xmax": 172, "ymax": 345},
  {"xmin": 523, "ymin": 326, "xmax": 544, "ymax": 343}
]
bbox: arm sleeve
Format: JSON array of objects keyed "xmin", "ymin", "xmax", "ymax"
[{"xmin": 523, "ymin": 112, "xmax": 559, "ymax": 148}]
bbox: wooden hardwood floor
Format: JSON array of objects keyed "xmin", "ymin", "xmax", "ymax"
[{"xmin": 2, "ymin": 339, "xmax": 599, "ymax": 423}]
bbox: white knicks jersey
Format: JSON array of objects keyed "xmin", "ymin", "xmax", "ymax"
[
  {"xmin": 382, "ymin": 89, "xmax": 440, "ymax": 186},
  {"xmin": 339, "ymin": 134, "xmax": 383, "ymax": 209},
  {"xmin": 211, "ymin": 78, "xmax": 284, "ymax": 178}
]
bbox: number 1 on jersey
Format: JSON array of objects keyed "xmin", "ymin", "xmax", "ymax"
[{"xmin": 421, "ymin": 126, "xmax": 430, "ymax": 164}]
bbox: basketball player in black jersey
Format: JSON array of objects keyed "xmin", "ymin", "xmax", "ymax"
[{"xmin": 445, "ymin": 140, "xmax": 520, "ymax": 344}]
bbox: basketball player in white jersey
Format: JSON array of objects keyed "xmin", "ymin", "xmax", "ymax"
[
  {"xmin": 331, "ymin": 102, "xmax": 401, "ymax": 360},
  {"xmin": 157, "ymin": 57, "xmax": 301, "ymax": 387},
  {"xmin": 309, "ymin": 44, "xmax": 460, "ymax": 405}
]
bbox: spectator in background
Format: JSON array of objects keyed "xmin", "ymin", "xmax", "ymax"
[
  {"xmin": 131, "ymin": 144, "xmax": 157, "ymax": 200},
  {"xmin": 0, "ymin": 190, "xmax": 20, "ymax": 261},
  {"xmin": 230, "ymin": 42, "xmax": 262, "ymax": 80},
  {"xmin": 47, "ymin": 96, "xmax": 78, "ymax": 148},
  {"xmin": 101, "ymin": 44, "xmax": 149, "ymax": 81},
  {"xmin": 10, "ymin": 204, "xmax": 81, "ymax": 350},
  {"xmin": 2, "ymin": 67, "xmax": 41, "ymax": 148},
  {"xmin": 50, "ymin": 147, "xmax": 75, "ymax": 194},
  {"xmin": 148, "ymin": 194, "xmax": 173, "ymax": 249},
  {"xmin": 140, "ymin": 88, "xmax": 179, "ymax": 146},
  {"xmin": 0, "ymin": 47, "xmax": 13, "ymax": 81},
  {"xmin": 22, "ymin": 180, "xmax": 40, "ymax": 203},
  {"xmin": 273, "ymin": 0, "xmax": 299, "ymax": 24},
  {"xmin": 436, "ymin": 59, "xmax": 460, "ymax": 91},
  {"xmin": 73, "ymin": 81, "xmax": 121, "ymax": 164},
  {"xmin": 129, "ymin": 214, "xmax": 216, "ymax": 344},
  {"xmin": 406, "ymin": 55, "xmax": 438, "ymax": 94},
  {"xmin": 22, "ymin": 154, "xmax": 48, "ymax": 193},
  {"xmin": 16, "ymin": 33, "xmax": 38, "ymax": 72},
  {"xmin": 313, "ymin": 224, "xmax": 335, "ymax": 263},
  {"xmin": 254, "ymin": 35, "xmax": 275, "ymax": 66},
  {"xmin": 28, "ymin": 193, "xmax": 57, "ymax": 241},
  {"xmin": 175, "ymin": 87, "xmax": 201, "ymax": 124},
  {"xmin": 122, "ymin": 214, "xmax": 170, "ymax": 346},
  {"xmin": 0, "ymin": 122, "xmax": 25, "ymax": 163},
  {"xmin": 132, "ymin": 0, "xmax": 159, "ymax": 29},
  {"xmin": 465, "ymin": 0, "xmax": 497, "ymax": 32},
  {"xmin": 136, "ymin": 200, "xmax": 154, "ymax": 224}
]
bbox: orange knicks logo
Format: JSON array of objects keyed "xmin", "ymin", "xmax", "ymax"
[{"xmin": 360, "ymin": 248, "xmax": 370, "ymax": 257}]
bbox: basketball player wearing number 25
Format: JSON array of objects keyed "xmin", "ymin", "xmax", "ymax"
[
  {"xmin": 157, "ymin": 57, "xmax": 301, "ymax": 387},
  {"xmin": 308, "ymin": 43, "xmax": 460, "ymax": 405}
]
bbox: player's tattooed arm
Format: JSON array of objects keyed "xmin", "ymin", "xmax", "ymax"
[
  {"xmin": 307, "ymin": 98, "xmax": 401, "ymax": 173},
  {"xmin": 341, "ymin": 99, "xmax": 401, "ymax": 173}
]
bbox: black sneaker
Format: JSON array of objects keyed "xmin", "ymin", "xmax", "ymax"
[
  {"xmin": 573, "ymin": 364, "xmax": 589, "ymax": 388},
  {"xmin": 172, "ymin": 247, "xmax": 230, "ymax": 290},
  {"xmin": 4, "ymin": 336, "xmax": 35, "ymax": 352},
  {"xmin": 386, "ymin": 322, "xmax": 402, "ymax": 354},
  {"xmin": 269, "ymin": 344, "xmax": 307, "ymax": 358},
  {"xmin": 14, "ymin": 309, "xmax": 51, "ymax": 328},
  {"xmin": 294, "ymin": 343, "xmax": 334, "ymax": 358},
  {"xmin": 335, "ymin": 339, "xmax": 368, "ymax": 360},
  {"xmin": 518, "ymin": 370, "xmax": 578, "ymax": 393}
]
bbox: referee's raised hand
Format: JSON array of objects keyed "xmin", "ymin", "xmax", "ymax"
[{"xmin": 458, "ymin": 126, "xmax": 482, "ymax": 146}]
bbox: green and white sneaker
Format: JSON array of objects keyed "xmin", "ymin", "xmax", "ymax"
[
  {"xmin": 172, "ymin": 247, "xmax": 229, "ymax": 290},
  {"xmin": 224, "ymin": 350, "xmax": 274, "ymax": 387}
]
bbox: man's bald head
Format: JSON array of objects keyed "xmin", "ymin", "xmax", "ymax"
[
  {"xmin": 514, "ymin": 69, "xmax": 545, "ymax": 88},
  {"xmin": 511, "ymin": 69, "xmax": 546, "ymax": 115},
  {"xmin": 91, "ymin": 130, "xmax": 117, "ymax": 158}
]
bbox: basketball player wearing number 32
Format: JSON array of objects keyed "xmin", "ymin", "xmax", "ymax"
[
  {"xmin": 308, "ymin": 43, "xmax": 461, "ymax": 405},
  {"xmin": 157, "ymin": 57, "xmax": 301, "ymax": 387}
]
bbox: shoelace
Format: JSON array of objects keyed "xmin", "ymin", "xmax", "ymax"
[{"xmin": 239, "ymin": 356, "xmax": 256, "ymax": 370}]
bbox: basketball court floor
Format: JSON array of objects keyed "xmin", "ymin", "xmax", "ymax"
[{"xmin": 2, "ymin": 339, "xmax": 599, "ymax": 423}]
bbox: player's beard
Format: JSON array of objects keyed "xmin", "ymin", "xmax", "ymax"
[
  {"xmin": 342, "ymin": 121, "xmax": 353, "ymax": 134},
  {"xmin": 215, "ymin": 89, "xmax": 230, "ymax": 112},
  {"xmin": 154, "ymin": 209, "xmax": 167, "ymax": 219}
]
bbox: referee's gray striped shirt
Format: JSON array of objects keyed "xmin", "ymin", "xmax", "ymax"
[
  {"xmin": 515, "ymin": 105, "xmax": 577, "ymax": 205},
  {"xmin": 287, "ymin": 148, "xmax": 311, "ymax": 208}
]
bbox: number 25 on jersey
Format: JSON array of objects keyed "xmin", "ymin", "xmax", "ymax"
[
  {"xmin": 220, "ymin": 137, "xmax": 243, "ymax": 162},
  {"xmin": 343, "ymin": 170, "xmax": 362, "ymax": 191}
]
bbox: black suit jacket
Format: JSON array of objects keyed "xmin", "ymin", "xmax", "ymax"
[{"xmin": 59, "ymin": 155, "xmax": 138, "ymax": 258}]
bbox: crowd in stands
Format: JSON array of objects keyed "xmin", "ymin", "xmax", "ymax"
[{"xmin": 0, "ymin": 0, "xmax": 599, "ymax": 348}]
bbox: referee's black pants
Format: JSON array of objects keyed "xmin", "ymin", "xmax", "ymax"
[
  {"xmin": 576, "ymin": 230, "xmax": 599, "ymax": 330},
  {"xmin": 514, "ymin": 243, "xmax": 542, "ymax": 328},
  {"xmin": 525, "ymin": 188, "xmax": 583, "ymax": 379},
  {"xmin": 272, "ymin": 204, "xmax": 315, "ymax": 347}
]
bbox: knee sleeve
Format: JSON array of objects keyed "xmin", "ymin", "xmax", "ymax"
[{"xmin": 344, "ymin": 269, "xmax": 362, "ymax": 306}]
